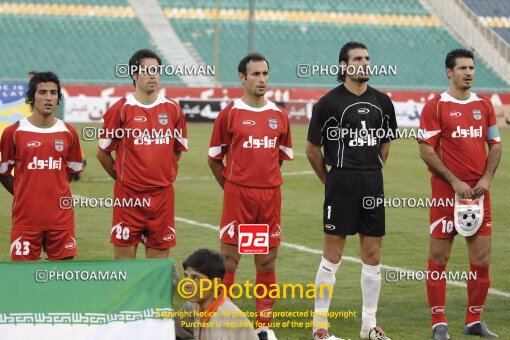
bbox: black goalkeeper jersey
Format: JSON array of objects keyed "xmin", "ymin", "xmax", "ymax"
[{"xmin": 307, "ymin": 84, "xmax": 398, "ymax": 169}]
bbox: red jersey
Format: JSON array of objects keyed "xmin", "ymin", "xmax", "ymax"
[
  {"xmin": 418, "ymin": 92, "xmax": 501, "ymax": 181},
  {"xmin": 98, "ymin": 94, "xmax": 188, "ymax": 192},
  {"xmin": 208, "ymin": 99, "xmax": 293, "ymax": 188},
  {"xmin": 0, "ymin": 118, "xmax": 83, "ymax": 230}
]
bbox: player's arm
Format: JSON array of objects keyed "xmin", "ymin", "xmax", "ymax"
[
  {"xmin": 472, "ymin": 138, "xmax": 502, "ymax": 198},
  {"xmin": 208, "ymin": 158, "xmax": 225, "ymax": 189},
  {"xmin": 96, "ymin": 99, "xmax": 125, "ymax": 180},
  {"xmin": 306, "ymin": 141, "xmax": 327, "ymax": 185},
  {"xmin": 278, "ymin": 108, "xmax": 294, "ymax": 169},
  {"xmin": 0, "ymin": 125, "xmax": 16, "ymax": 195},
  {"xmin": 0, "ymin": 174, "xmax": 14, "ymax": 195},
  {"xmin": 306, "ymin": 98, "xmax": 328, "ymax": 185},
  {"xmin": 97, "ymin": 149, "xmax": 117, "ymax": 180},
  {"xmin": 173, "ymin": 102, "xmax": 188, "ymax": 162},
  {"xmin": 208, "ymin": 104, "xmax": 233, "ymax": 189},
  {"xmin": 379, "ymin": 95, "xmax": 397, "ymax": 166},
  {"xmin": 379, "ymin": 142, "xmax": 391, "ymax": 165},
  {"xmin": 472, "ymin": 101, "xmax": 503, "ymax": 198},
  {"xmin": 419, "ymin": 142, "xmax": 474, "ymax": 198}
]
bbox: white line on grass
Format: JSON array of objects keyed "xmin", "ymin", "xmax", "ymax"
[{"xmin": 175, "ymin": 216, "xmax": 510, "ymax": 299}]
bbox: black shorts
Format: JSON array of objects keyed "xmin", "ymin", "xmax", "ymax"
[{"xmin": 323, "ymin": 168, "xmax": 385, "ymax": 237}]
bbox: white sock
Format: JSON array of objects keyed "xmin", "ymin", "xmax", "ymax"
[
  {"xmin": 361, "ymin": 262, "xmax": 381, "ymax": 330},
  {"xmin": 313, "ymin": 257, "xmax": 341, "ymax": 333}
]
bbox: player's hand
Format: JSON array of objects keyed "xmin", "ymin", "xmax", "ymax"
[
  {"xmin": 452, "ymin": 180, "xmax": 474, "ymax": 199},
  {"xmin": 472, "ymin": 176, "xmax": 490, "ymax": 198}
]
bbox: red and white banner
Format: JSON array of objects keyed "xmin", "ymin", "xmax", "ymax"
[{"xmin": 62, "ymin": 85, "xmax": 510, "ymax": 127}]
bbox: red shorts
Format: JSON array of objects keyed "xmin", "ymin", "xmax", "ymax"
[
  {"xmin": 429, "ymin": 176, "xmax": 492, "ymax": 239},
  {"xmin": 10, "ymin": 228, "xmax": 77, "ymax": 261},
  {"xmin": 110, "ymin": 181, "xmax": 176, "ymax": 250},
  {"xmin": 220, "ymin": 180, "xmax": 281, "ymax": 247}
]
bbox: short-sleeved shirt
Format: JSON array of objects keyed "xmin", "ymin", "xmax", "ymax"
[
  {"xmin": 208, "ymin": 99, "xmax": 293, "ymax": 188},
  {"xmin": 418, "ymin": 92, "xmax": 500, "ymax": 181},
  {"xmin": 307, "ymin": 84, "xmax": 398, "ymax": 169},
  {"xmin": 175, "ymin": 298, "xmax": 258, "ymax": 340},
  {"xmin": 0, "ymin": 118, "xmax": 83, "ymax": 230},
  {"xmin": 98, "ymin": 94, "xmax": 188, "ymax": 192}
]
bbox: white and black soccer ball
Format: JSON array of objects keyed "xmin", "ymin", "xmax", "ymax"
[{"xmin": 461, "ymin": 209, "xmax": 478, "ymax": 228}]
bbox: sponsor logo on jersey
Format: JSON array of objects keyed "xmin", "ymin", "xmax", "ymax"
[
  {"xmin": 348, "ymin": 136, "xmax": 378, "ymax": 147},
  {"xmin": 134, "ymin": 116, "xmax": 147, "ymax": 123},
  {"xmin": 158, "ymin": 113, "xmax": 168, "ymax": 125},
  {"xmin": 28, "ymin": 156, "xmax": 62, "ymax": 170},
  {"xmin": 472, "ymin": 110, "xmax": 482, "ymax": 121},
  {"xmin": 243, "ymin": 136, "xmax": 277, "ymax": 149},
  {"xmin": 451, "ymin": 126, "xmax": 482, "ymax": 138},
  {"xmin": 242, "ymin": 120, "xmax": 256, "ymax": 126},
  {"xmin": 134, "ymin": 136, "xmax": 171, "ymax": 145},
  {"xmin": 324, "ymin": 224, "xmax": 336, "ymax": 231},
  {"xmin": 357, "ymin": 108, "xmax": 369, "ymax": 114},
  {"xmin": 26, "ymin": 141, "xmax": 42, "ymax": 148},
  {"xmin": 449, "ymin": 111, "xmax": 462, "ymax": 117},
  {"xmin": 54, "ymin": 139, "xmax": 64, "ymax": 152},
  {"xmin": 269, "ymin": 118, "xmax": 277, "ymax": 129},
  {"xmin": 431, "ymin": 306, "xmax": 445, "ymax": 314}
]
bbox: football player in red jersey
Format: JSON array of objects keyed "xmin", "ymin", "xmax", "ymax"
[
  {"xmin": 97, "ymin": 49, "xmax": 187, "ymax": 259},
  {"xmin": 418, "ymin": 49, "xmax": 501, "ymax": 339},
  {"xmin": 208, "ymin": 53, "xmax": 293, "ymax": 340},
  {"xmin": 0, "ymin": 72, "xmax": 83, "ymax": 261}
]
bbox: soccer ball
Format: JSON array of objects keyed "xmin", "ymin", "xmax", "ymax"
[{"xmin": 461, "ymin": 209, "xmax": 477, "ymax": 228}]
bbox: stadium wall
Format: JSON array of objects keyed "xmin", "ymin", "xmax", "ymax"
[{"xmin": 1, "ymin": 83, "xmax": 509, "ymax": 129}]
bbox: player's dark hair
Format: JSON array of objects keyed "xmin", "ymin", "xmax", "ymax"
[
  {"xmin": 25, "ymin": 71, "xmax": 63, "ymax": 109},
  {"xmin": 338, "ymin": 41, "xmax": 368, "ymax": 82},
  {"xmin": 238, "ymin": 53, "xmax": 269, "ymax": 76},
  {"xmin": 445, "ymin": 48, "xmax": 474, "ymax": 70},
  {"xmin": 128, "ymin": 49, "xmax": 162, "ymax": 87},
  {"xmin": 183, "ymin": 248, "xmax": 225, "ymax": 279},
  {"xmin": 28, "ymin": 70, "xmax": 37, "ymax": 78}
]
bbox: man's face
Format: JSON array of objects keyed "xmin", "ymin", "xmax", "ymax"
[
  {"xmin": 133, "ymin": 58, "xmax": 160, "ymax": 94},
  {"xmin": 447, "ymin": 57, "xmax": 474, "ymax": 91},
  {"xmin": 183, "ymin": 267, "xmax": 214, "ymax": 304},
  {"xmin": 33, "ymin": 82, "xmax": 59, "ymax": 116},
  {"xmin": 341, "ymin": 48, "xmax": 370, "ymax": 83},
  {"xmin": 239, "ymin": 60, "xmax": 269, "ymax": 98}
]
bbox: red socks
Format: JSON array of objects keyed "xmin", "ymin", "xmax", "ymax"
[
  {"xmin": 427, "ymin": 258, "xmax": 447, "ymax": 327},
  {"xmin": 223, "ymin": 271, "xmax": 235, "ymax": 296},
  {"xmin": 427, "ymin": 259, "xmax": 490, "ymax": 327},
  {"xmin": 466, "ymin": 263, "xmax": 490, "ymax": 325},
  {"xmin": 255, "ymin": 270, "xmax": 276, "ymax": 328}
]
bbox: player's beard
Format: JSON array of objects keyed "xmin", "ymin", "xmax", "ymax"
[
  {"xmin": 458, "ymin": 79, "xmax": 472, "ymax": 91},
  {"xmin": 353, "ymin": 75, "xmax": 370, "ymax": 83}
]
